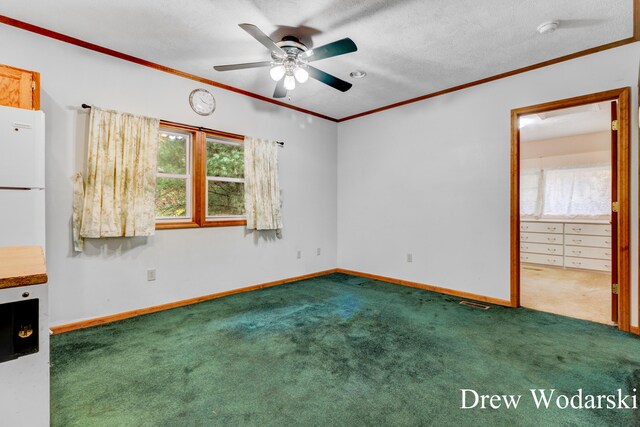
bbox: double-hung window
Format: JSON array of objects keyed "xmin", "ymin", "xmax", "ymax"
[
  {"xmin": 155, "ymin": 123, "xmax": 246, "ymax": 228},
  {"xmin": 156, "ymin": 130, "xmax": 192, "ymax": 221}
]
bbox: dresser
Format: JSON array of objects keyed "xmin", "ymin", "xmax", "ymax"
[{"xmin": 520, "ymin": 220, "xmax": 611, "ymax": 272}]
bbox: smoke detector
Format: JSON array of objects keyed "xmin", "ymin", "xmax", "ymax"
[{"xmin": 537, "ymin": 20, "xmax": 559, "ymax": 35}]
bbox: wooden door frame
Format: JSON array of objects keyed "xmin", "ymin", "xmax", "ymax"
[{"xmin": 510, "ymin": 87, "xmax": 631, "ymax": 332}]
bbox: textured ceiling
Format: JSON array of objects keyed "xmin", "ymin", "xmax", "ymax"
[{"xmin": 0, "ymin": 0, "xmax": 634, "ymax": 120}]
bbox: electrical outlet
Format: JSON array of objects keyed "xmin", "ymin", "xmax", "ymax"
[
  {"xmin": 407, "ymin": 253, "xmax": 413, "ymax": 263},
  {"xmin": 147, "ymin": 269, "xmax": 156, "ymax": 281},
  {"xmin": 317, "ymin": 248, "xmax": 321, "ymax": 256},
  {"xmin": 297, "ymin": 250, "xmax": 302, "ymax": 259}
]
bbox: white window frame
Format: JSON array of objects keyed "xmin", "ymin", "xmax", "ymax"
[{"xmin": 156, "ymin": 129, "xmax": 192, "ymax": 223}]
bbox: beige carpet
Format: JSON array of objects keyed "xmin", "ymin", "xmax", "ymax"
[{"xmin": 521, "ymin": 264, "xmax": 613, "ymax": 325}]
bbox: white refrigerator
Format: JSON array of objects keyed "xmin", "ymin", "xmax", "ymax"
[
  {"xmin": 0, "ymin": 104, "xmax": 49, "ymax": 427},
  {"xmin": 0, "ymin": 104, "xmax": 46, "ymax": 248}
]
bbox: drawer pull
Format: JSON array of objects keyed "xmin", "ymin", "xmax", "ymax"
[
  {"xmin": 605, "ymin": 241, "xmax": 611, "ymax": 245},
  {"xmin": 572, "ymin": 239, "xmax": 582, "ymax": 244},
  {"xmin": 547, "ymin": 226, "xmax": 556, "ymax": 231},
  {"xmin": 605, "ymin": 229, "xmax": 610, "ymax": 233},
  {"xmin": 571, "ymin": 227, "xmax": 582, "ymax": 232},
  {"xmin": 605, "ymin": 264, "xmax": 611, "ymax": 269},
  {"xmin": 572, "ymin": 261, "xmax": 581, "ymax": 266},
  {"xmin": 547, "ymin": 237, "xmax": 556, "ymax": 242},
  {"xmin": 572, "ymin": 250, "xmax": 582, "ymax": 255},
  {"xmin": 547, "ymin": 248, "xmax": 556, "ymax": 253},
  {"xmin": 548, "ymin": 258, "xmax": 557, "ymax": 263},
  {"xmin": 605, "ymin": 252, "xmax": 611, "ymax": 256},
  {"xmin": 521, "ymin": 225, "xmax": 529, "ymax": 230}
]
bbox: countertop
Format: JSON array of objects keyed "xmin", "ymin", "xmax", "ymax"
[
  {"xmin": 520, "ymin": 218, "xmax": 610, "ymax": 224},
  {"xmin": 0, "ymin": 246, "xmax": 48, "ymax": 289}
]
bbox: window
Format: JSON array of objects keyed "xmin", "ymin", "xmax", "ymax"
[
  {"xmin": 542, "ymin": 165, "xmax": 611, "ymax": 217},
  {"xmin": 156, "ymin": 130, "xmax": 191, "ymax": 220},
  {"xmin": 520, "ymin": 164, "xmax": 611, "ymax": 219},
  {"xmin": 206, "ymin": 137, "xmax": 245, "ymax": 218},
  {"xmin": 155, "ymin": 123, "xmax": 246, "ymax": 228}
]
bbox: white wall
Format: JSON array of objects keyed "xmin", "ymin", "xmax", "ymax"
[
  {"xmin": 521, "ymin": 151, "xmax": 610, "ymax": 170},
  {"xmin": 521, "ymin": 131, "xmax": 610, "ymax": 159},
  {"xmin": 0, "ymin": 25, "xmax": 338, "ymax": 326},
  {"xmin": 337, "ymin": 43, "xmax": 640, "ymax": 324},
  {"xmin": 2, "ymin": 24, "xmax": 638, "ymax": 328}
]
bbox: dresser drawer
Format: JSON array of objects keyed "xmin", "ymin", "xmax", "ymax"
[
  {"xmin": 520, "ymin": 242, "xmax": 563, "ymax": 256},
  {"xmin": 564, "ymin": 246, "xmax": 612, "ymax": 260},
  {"xmin": 521, "ymin": 232, "xmax": 563, "ymax": 245},
  {"xmin": 564, "ymin": 257, "xmax": 612, "ymax": 272},
  {"xmin": 520, "ymin": 222, "xmax": 563, "ymax": 234},
  {"xmin": 521, "ymin": 253, "xmax": 563, "ymax": 267},
  {"xmin": 564, "ymin": 223, "xmax": 611, "ymax": 236},
  {"xmin": 564, "ymin": 235, "xmax": 611, "ymax": 248}
]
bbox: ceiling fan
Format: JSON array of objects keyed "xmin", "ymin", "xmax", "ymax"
[{"xmin": 214, "ymin": 24, "xmax": 357, "ymax": 98}]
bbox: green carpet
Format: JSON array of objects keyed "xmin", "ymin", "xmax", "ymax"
[{"xmin": 51, "ymin": 273, "xmax": 640, "ymax": 426}]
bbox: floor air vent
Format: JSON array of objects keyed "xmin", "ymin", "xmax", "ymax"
[{"xmin": 459, "ymin": 300, "xmax": 490, "ymax": 310}]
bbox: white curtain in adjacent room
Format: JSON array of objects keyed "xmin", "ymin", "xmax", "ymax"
[
  {"xmin": 542, "ymin": 164, "xmax": 611, "ymax": 218},
  {"xmin": 521, "ymin": 164, "xmax": 611, "ymax": 219},
  {"xmin": 244, "ymin": 136, "xmax": 282, "ymax": 231},
  {"xmin": 520, "ymin": 168, "xmax": 542, "ymax": 217},
  {"xmin": 75, "ymin": 107, "xmax": 160, "ymax": 249}
]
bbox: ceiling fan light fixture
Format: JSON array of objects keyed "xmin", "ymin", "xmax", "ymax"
[
  {"xmin": 284, "ymin": 74, "xmax": 296, "ymax": 91},
  {"xmin": 294, "ymin": 66, "xmax": 309, "ymax": 83},
  {"xmin": 269, "ymin": 64, "xmax": 286, "ymax": 81}
]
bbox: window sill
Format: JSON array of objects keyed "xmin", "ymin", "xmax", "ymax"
[{"xmin": 155, "ymin": 219, "xmax": 247, "ymax": 230}]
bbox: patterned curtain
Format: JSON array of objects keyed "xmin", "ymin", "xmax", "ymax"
[
  {"xmin": 244, "ymin": 136, "xmax": 282, "ymax": 231},
  {"xmin": 73, "ymin": 107, "xmax": 159, "ymax": 251}
]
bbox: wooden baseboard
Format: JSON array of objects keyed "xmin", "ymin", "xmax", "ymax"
[
  {"xmin": 336, "ymin": 268, "xmax": 512, "ymax": 307},
  {"xmin": 50, "ymin": 269, "xmax": 338, "ymax": 334},
  {"xmin": 630, "ymin": 326, "xmax": 640, "ymax": 335}
]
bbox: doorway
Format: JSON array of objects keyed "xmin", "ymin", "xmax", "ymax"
[{"xmin": 510, "ymin": 88, "xmax": 631, "ymax": 332}]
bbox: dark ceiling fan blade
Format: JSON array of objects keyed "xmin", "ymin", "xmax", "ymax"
[
  {"xmin": 239, "ymin": 23, "xmax": 286, "ymax": 56},
  {"xmin": 300, "ymin": 38, "xmax": 357, "ymax": 62},
  {"xmin": 307, "ymin": 66, "xmax": 352, "ymax": 92},
  {"xmin": 213, "ymin": 61, "xmax": 272, "ymax": 72},
  {"xmin": 273, "ymin": 79, "xmax": 287, "ymax": 98}
]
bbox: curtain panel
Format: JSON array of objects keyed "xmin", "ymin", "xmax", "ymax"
[
  {"xmin": 74, "ymin": 107, "xmax": 159, "ymax": 250},
  {"xmin": 520, "ymin": 164, "xmax": 611, "ymax": 219},
  {"xmin": 244, "ymin": 136, "xmax": 282, "ymax": 231}
]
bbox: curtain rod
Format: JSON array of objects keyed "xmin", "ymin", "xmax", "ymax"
[{"xmin": 81, "ymin": 104, "xmax": 284, "ymax": 146}]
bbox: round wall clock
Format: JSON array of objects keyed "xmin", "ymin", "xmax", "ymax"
[{"xmin": 189, "ymin": 89, "xmax": 216, "ymax": 115}]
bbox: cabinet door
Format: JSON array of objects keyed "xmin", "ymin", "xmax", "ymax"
[{"xmin": 0, "ymin": 65, "xmax": 39, "ymax": 110}]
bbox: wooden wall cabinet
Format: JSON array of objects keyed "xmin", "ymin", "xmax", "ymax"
[{"xmin": 0, "ymin": 64, "xmax": 40, "ymax": 110}]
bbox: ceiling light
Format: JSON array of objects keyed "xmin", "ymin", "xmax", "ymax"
[
  {"xmin": 537, "ymin": 20, "xmax": 559, "ymax": 35},
  {"xmin": 519, "ymin": 117, "xmax": 536, "ymax": 128},
  {"xmin": 284, "ymin": 74, "xmax": 296, "ymax": 91},
  {"xmin": 294, "ymin": 67, "xmax": 309, "ymax": 83},
  {"xmin": 270, "ymin": 64, "xmax": 285, "ymax": 81},
  {"xmin": 350, "ymin": 70, "xmax": 367, "ymax": 79}
]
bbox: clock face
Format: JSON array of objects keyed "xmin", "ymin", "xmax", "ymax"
[{"xmin": 189, "ymin": 89, "xmax": 216, "ymax": 115}]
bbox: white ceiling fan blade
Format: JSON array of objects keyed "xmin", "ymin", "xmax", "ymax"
[
  {"xmin": 213, "ymin": 61, "xmax": 272, "ymax": 71},
  {"xmin": 239, "ymin": 23, "xmax": 286, "ymax": 56}
]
